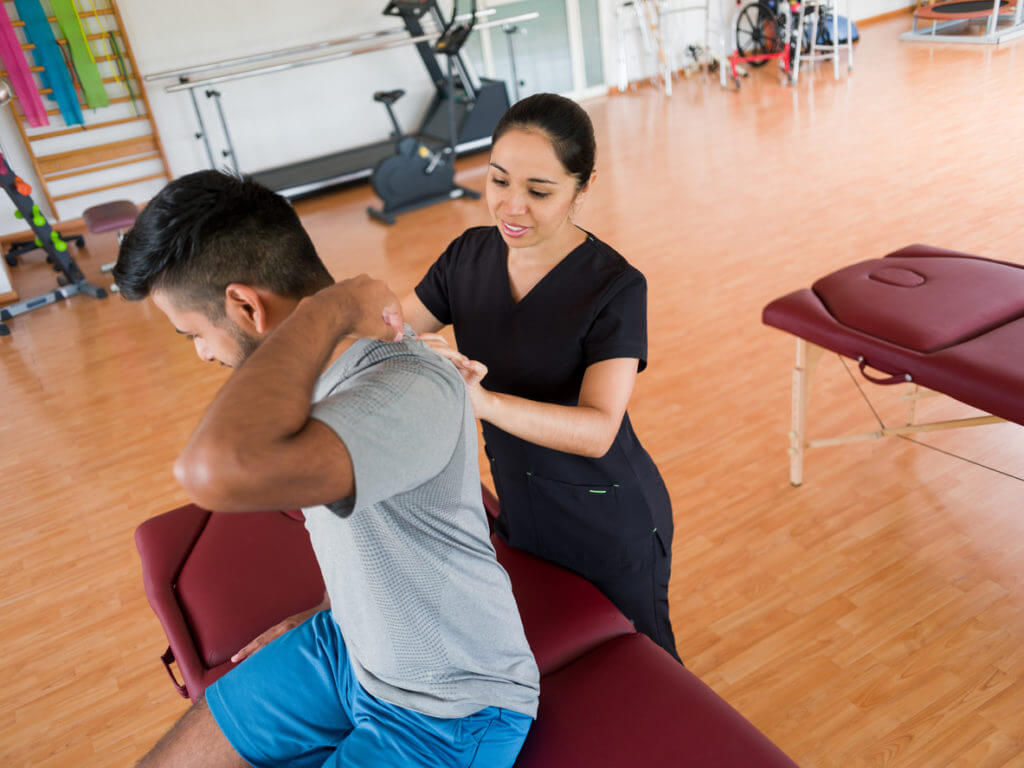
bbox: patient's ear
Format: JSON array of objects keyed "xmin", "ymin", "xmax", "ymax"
[{"xmin": 224, "ymin": 283, "xmax": 269, "ymax": 336}]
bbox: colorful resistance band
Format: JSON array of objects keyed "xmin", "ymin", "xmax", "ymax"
[
  {"xmin": 13, "ymin": 0, "xmax": 83, "ymax": 125},
  {"xmin": 57, "ymin": 40, "xmax": 86, "ymax": 105},
  {"xmin": 50, "ymin": 0, "xmax": 108, "ymax": 108},
  {"xmin": 0, "ymin": 3, "xmax": 48, "ymax": 126},
  {"xmin": 107, "ymin": 29, "xmax": 137, "ymax": 115},
  {"xmin": 79, "ymin": 0, "xmax": 128, "ymax": 103}
]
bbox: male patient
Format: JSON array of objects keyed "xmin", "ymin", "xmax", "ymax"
[{"xmin": 115, "ymin": 170, "xmax": 539, "ymax": 768}]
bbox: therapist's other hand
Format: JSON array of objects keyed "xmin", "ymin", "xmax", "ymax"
[
  {"xmin": 418, "ymin": 333, "xmax": 466, "ymax": 365},
  {"xmin": 312, "ymin": 274, "xmax": 405, "ymax": 342},
  {"xmin": 419, "ymin": 333, "xmax": 490, "ymax": 413}
]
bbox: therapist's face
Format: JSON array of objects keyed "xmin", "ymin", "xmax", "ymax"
[{"xmin": 486, "ymin": 128, "xmax": 589, "ymax": 250}]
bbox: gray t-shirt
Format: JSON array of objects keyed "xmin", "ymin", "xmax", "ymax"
[{"xmin": 304, "ymin": 333, "xmax": 539, "ymax": 719}]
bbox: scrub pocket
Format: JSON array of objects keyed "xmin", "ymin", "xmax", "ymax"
[{"xmin": 526, "ymin": 472, "xmax": 656, "ymax": 581}]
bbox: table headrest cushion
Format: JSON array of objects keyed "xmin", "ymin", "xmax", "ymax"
[
  {"xmin": 813, "ymin": 255, "xmax": 1024, "ymax": 353},
  {"xmin": 868, "ymin": 267, "xmax": 926, "ymax": 288}
]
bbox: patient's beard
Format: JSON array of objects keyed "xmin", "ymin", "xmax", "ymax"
[{"xmin": 229, "ymin": 323, "xmax": 261, "ymax": 367}]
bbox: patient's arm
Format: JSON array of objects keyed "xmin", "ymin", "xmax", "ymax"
[{"xmin": 174, "ymin": 275, "xmax": 403, "ymax": 512}]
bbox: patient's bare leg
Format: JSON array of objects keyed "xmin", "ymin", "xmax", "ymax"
[{"xmin": 136, "ymin": 698, "xmax": 249, "ymax": 768}]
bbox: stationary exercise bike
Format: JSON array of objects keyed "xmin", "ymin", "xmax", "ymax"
[{"xmin": 367, "ymin": 0, "xmax": 481, "ymax": 225}]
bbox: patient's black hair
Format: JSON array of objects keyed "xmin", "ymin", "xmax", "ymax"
[
  {"xmin": 492, "ymin": 93, "xmax": 596, "ymax": 190},
  {"xmin": 113, "ymin": 170, "xmax": 333, "ymax": 316}
]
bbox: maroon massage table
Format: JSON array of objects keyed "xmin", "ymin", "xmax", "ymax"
[
  {"xmin": 763, "ymin": 244, "xmax": 1024, "ymax": 485},
  {"xmin": 136, "ymin": 490, "xmax": 799, "ymax": 767}
]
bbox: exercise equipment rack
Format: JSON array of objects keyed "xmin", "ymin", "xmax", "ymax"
[
  {"xmin": 0, "ymin": 0, "xmax": 170, "ymax": 223},
  {"xmin": 0, "ymin": 152, "xmax": 105, "ymax": 336}
]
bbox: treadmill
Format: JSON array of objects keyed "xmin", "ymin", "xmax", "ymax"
[{"xmin": 251, "ymin": 0, "xmax": 510, "ymax": 199}]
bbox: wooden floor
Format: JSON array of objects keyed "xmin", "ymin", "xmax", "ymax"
[{"xmin": 3, "ymin": 14, "xmax": 1024, "ymax": 766}]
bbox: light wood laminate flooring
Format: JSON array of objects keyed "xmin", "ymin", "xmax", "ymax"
[{"xmin": 2, "ymin": 15, "xmax": 1023, "ymax": 767}]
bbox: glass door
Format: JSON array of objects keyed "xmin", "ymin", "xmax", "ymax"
[{"xmin": 464, "ymin": 0, "xmax": 607, "ymax": 100}]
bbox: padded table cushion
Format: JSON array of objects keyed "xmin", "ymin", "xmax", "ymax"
[
  {"xmin": 82, "ymin": 199, "xmax": 138, "ymax": 233},
  {"xmin": 136, "ymin": 505, "xmax": 325, "ymax": 700},
  {"xmin": 763, "ymin": 244, "xmax": 1024, "ymax": 425},
  {"xmin": 515, "ymin": 633, "xmax": 799, "ymax": 768},
  {"xmin": 492, "ymin": 534, "xmax": 634, "ymax": 676},
  {"xmin": 174, "ymin": 511, "xmax": 325, "ymax": 668},
  {"xmin": 812, "ymin": 250, "xmax": 1024, "ymax": 353}
]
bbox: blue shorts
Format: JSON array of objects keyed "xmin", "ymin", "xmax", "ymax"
[{"xmin": 206, "ymin": 610, "xmax": 532, "ymax": 768}]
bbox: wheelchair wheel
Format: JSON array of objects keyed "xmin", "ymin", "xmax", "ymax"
[{"xmin": 735, "ymin": 1, "xmax": 782, "ymax": 67}]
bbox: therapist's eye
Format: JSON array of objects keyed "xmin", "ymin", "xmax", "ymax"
[
  {"xmin": 490, "ymin": 177, "xmax": 509, "ymax": 187},
  {"xmin": 529, "ymin": 190, "xmax": 550, "ymax": 199}
]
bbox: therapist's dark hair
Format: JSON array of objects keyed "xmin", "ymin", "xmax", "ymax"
[{"xmin": 493, "ymin": 93, "xmax": 596, "ymax": 191}]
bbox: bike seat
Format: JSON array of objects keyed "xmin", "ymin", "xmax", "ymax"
[{"xmin": 373, "ymin": 89, "xmax": 406, "ymax": 105}]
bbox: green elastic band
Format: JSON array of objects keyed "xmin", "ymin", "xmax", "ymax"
[{"xmin": 50, "ymin": 0, "xmax": 109, "ymax": 108}]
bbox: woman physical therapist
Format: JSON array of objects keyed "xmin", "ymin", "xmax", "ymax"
[{"xmin": 404, "ymin": 94, "xmax": 679, "ymax": 661}]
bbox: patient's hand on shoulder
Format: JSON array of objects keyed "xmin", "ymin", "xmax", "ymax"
[{"xmin": 311, "ymin": 274, "xmax": 405, "ymax": 342}]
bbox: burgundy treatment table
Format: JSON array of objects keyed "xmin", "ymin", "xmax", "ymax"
[
  {"xmin": 136, "ymin": 489, "xmax": 798, "ymax": 767},
  {"xmin": 763, "ymin": 244, "xmax": 1024, "ymax": 485}
]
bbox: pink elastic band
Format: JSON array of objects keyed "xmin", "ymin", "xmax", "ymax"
[{"xmin": 0, "ymin": 4, "xmax": 48, "ymax": 127}]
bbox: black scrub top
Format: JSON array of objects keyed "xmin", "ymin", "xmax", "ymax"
[{"xmin": 415, "ymin": 226, "xmax": 672, "ymax": 581}]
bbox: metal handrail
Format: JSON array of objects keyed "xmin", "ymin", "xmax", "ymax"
[
  {"xmin": 146, "ymin": 28, "xmax": 407, "ymax": 82},
  {"xmin": 163, "ymin": 12, "xmax": 538, "ymax": 93},
  {"xmin": 146, "ymin": 9, "xmax": 498, "ymax": 83}
]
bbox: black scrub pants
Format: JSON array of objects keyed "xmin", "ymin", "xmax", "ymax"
[{"xmin": 588, "ymin": 530, "xmax": 680, "ymax": 663}]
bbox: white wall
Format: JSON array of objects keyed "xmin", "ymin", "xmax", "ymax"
[
  {"xmin": 1, "ymin": 0, "xmax": 454, "ymax": 235},
  {"xmin": 126, "ymin": 0, "xmax": 449, "ymax": 180},
  {"xmin": 851, "ymin": 0, "xmax": 916, "ymax": 21}
]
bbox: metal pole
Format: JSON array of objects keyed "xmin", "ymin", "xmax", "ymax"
[
  {"xmin": 987, "ymin": 0, "xmax": 999, "ymax": 36},
  {"xmin": 451, "ymin": 54, "xmax": 476, "ymax": 98},
  {"xmin": 616, "ymin": 5, "xmax": 630, "ymax": 92},
  {"xmin": 206, "ymin": 89, "xmax": 240, "ymax": 174},
  {"xmin": 503, "ymin": 24, "xmax": 522, "ymax": 102},
  {"xmin": 187, "ymin": 83, "xmax": 216, "ymax": 168},
  {"xmin": 447, "ymin": 54, "xmax": 458, "ymax": 157}
]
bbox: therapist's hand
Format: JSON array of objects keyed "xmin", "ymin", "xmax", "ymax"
[
  {"xmin": 418, "ymin": 333, "xmax": 491, "ymax": 415},
  {"xmin": 417, "ymin": 333, "xmax": 464, "ymax": 365}
]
